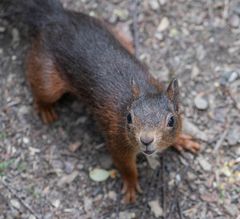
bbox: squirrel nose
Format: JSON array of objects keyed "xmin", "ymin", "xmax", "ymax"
[{"xmin": 140, "ymin": 136, "xmax": 154, "ymax": 146}]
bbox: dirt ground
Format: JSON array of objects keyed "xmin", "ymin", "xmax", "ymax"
[{"xmin": 0, "ymin": 0, "xmax": 240, "ymax": 219}]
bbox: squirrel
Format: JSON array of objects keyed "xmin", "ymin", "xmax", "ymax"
[{"xmin": 1, "ymin": 0, "xmax": 200, "ymax": 203}]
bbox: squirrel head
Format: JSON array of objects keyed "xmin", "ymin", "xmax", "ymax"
[{"xmin": 126, "ymin": 79, "xmax": 182, "ymax": 156}]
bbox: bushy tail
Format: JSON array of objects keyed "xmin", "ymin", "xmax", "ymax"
[{"xmin": 0, "ymin": 0, "xmax": 64, "ymax": 31}]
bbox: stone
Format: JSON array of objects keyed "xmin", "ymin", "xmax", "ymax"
[
  {"xmin": 149, "ymin": 0, "xmax": 159, "ymax": 10},
  {"xmin": 68, "ymin": 141, "xmax": 81, "ymax": 152},
  {"xmin": 10, "ymin": 199, "xmax": 21, "ymax": 210},
  {"xmin": 157, "ymin": 17, "xmax": 170, "ymax": 32},
  {"xmin": 119, "ymin": 211, "xmax": 135, "ymax": 219},
  {"xmin": 64, "ymin": 161, "xmax": 75, "ymax": 174},
  {"xmin": 229, "ymin": 14, "xmax": 240, "ymax": 28},
  {"xmin": 0, "ymin": 26, "xmax": 6, "ymax": 33},
  {"xmin": 11, "ymin": 28, "xmax": 20, "ymax": 44},
  {"xmin": 228, "ymin": 71, "xmax": 239, "ymax": 83},
  {"xmin": 57, "ymin": 171, "xmax": 78, "ymax": 186},
  {"xmin": 194, "ymin": 95, "xmax": 208, "ymax": 110},
  {"xmin": 108, "ymin": 191, "xmax": 117, "ymax": 201},
  {"xmin": 51, "ymin": 199, "xmax": 60, "ymax": 208},
  {"xmin": 226, "ymin": 126, "xmax": 239, "ymax": 146},
  {"xmin": 198, "ymin": 157, "xmax": 212, "ymax": 172},
  {"xmin": 18, "ymin": 105, "xmax": 30, "ymax": 115},
  {"xmin": 22, "ymin": 137, "xmax": 30, "ymax": 144},
  {"xmin": 191, "ymin": 64, "xmax": 200, "ymax": 78},
  {"xmin": 148, "ymin": 200, "xmax": 163, "ymax": 217}
]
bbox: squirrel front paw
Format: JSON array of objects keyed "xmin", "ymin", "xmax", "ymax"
[
  {"xmin": 121, "ymin": 180, "xmax": 142, "ymax": 204},
  {"xmin": 173, "ymin": 133, "xmax": 201, "ymax": 153}
]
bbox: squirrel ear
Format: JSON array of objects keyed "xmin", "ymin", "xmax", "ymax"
[
  {"xmin": 131, "ymin": 79, "xmax": 140, "ymax": 99},
  {"xmin": 166, "ymin": 78, "xmax": 179, "ymax": 112}
]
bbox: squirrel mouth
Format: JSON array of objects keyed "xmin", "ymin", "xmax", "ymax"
[{"xmin": 143, "ymin": 149, "xmax": 155, "ymax": 156}]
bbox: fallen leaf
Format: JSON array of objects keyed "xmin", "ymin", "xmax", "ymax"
[
  {"xmin": 57, "ymin": 171, "xmax": 78, "ymax": 186},
  {"xmin": 68, "ymin": 141, "xmax": 81, "ymax": 152},
  {"xmin": 89, "ymin": 168, "xmax": 110, "ymax": 182},
  {"xmin": 148, "ymin": 200, "xmax": 163, "ymax": 217}
]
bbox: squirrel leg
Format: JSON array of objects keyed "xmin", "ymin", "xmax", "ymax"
[
  {"xmin": 112, "ymin": 152, "xmax": 141, "ymax": 204},
  {"xmin": 173, "ymin": 133, "xmax": 201, "ymax": 153},
  {"xmin": 26, "ymin": 40, "xmax": 69, "ymax": 124}
]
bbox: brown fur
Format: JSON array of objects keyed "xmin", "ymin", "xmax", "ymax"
[{"xmin": 26, "ymin": 38, "xmax": 71, "ymax": 123}]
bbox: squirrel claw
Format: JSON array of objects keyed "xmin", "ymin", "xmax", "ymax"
[
  {"xmin": 174, "ymin": 134, "xmax": 201, "ymax": 154},
  {"xmin": 122, "ymin": 181, "xmax": 142, "ymax": 204},
  {"xmin": 35, "ymin": 103, "xmax": 58, "ymax": 124}
]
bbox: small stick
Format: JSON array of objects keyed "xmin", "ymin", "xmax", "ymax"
[
  {"xmin": 176, "ymin": 197, "xmax": 183, "ymax": 219},
  {"xmin": 160, "ymin": 156, "xmax": 166, "ymax": 219},
  {"xmin": 1, "ymin": 179, "xmax": 41, "ymax": 219},
  {"xmin": 213, "ymin": 126, "xmax": 229, "ymax": 152}
]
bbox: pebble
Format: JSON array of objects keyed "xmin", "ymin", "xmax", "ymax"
[
  {"xmin": 10, "ymin": 199, "xmax": 21, "ymax": 210},
  {"xmin": 108, "ymin": 191, "xmax": 117, "ymax": 201},
  {"xmin": 196, "ymin": 45, "xmax": 206, "ymax": 60},
  {"xmin": 226, "ymin": 126, "xmax": 239, "ymax": 146},
  {"xmin": 51, "ymin": 199, "xmax": 60, "ymax": 208},
  {"xmin": 0, "ymin": 26, "xmax": 6, "ymax": 33},
  {"xmin": 11, "ymin": 28, "xmax": 20, "ymax": 44},
  {"xmin": 191, "ymin": 64, "xmax": 200, "ymax": 78},
  {"xmin": 194, "ymin": 95, "xmax": 208, "ymax": 110},
  {"xmin": 57, "ymin": 171, "xmax": 79, "ymax": 187},
  {"xmin": 159, "ymin": 0, "xmax": 167, "ymax": 5},
  {"xmin": 146, "ymin": 154, "xmax": 159, "ymax": 169},
  {"xmin": 149, "ymin": 0, "xmax": 159, "ymax": 10},
  {"xmin": 229, "ymin": 14, "xmax": 240, "ymax": 28},
  {"xmin": 68, "ymin": 141, "xmax": 81, "ymax": 152},
  {"xmin": 64, "ymin": 161, "xmax": 75, "ymax": 174},
  {"xmin": 157, "ymin": 17, "xmax": 170, "ymax": 32},
  {"xmin": 113, "ymin": 9, "xmax": 128, "ymax": 21},
  {"xmin": 228, "ymin": 71, "xmax": 239, "ymax": 83},
  {"xmin": 235, "ymin": 147, "xmax": 240, "ymax": 155},
  {"xmin": 148, "ymin": 200, "xmax": 163, "ymax": 217},
  {"xmin": 22, "ymin": 137, "xmax": 30, "ymax": 144},
  {"xmin": 154, "ymin": 31, "xmax": 163, "ymax": 41},
  {"xmin": 119, "ymin": 211, "xmax": 135, "ymax": 219},
  {"xmin": 51, "ymin": 160, "xmax": 64, "ymax": 171},
  {"xmin": 198, "ymin": 157, "xmax": 212, "ymax": 172},
  {"xmin": 84, "ymin": 197, "xmax": 93, "ymax": 212},
  {"xmin": 18, "ymin": 105, "xmax": 30, "ymax": 115}
]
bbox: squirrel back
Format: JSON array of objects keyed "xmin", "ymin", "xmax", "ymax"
[{"xmin": 0, "ymin": 0, "xmax": 63, "ymax": 32}]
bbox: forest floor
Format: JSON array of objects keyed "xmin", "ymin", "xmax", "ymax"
[{"xmin": 0, "ymin": 0, "xmax": 239, "ymax": 218}]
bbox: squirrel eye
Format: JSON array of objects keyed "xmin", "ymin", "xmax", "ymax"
[
  {"xmin": 127, "ymin": 113, "xmax": 132, "ymax": 124},
  {"xmin": 167, "ymin": 115, "xmax": 175, "ymax": 127}
]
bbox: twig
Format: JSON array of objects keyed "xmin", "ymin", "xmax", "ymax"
[
  {"xmin": 176, "ymin": 196, "xmax": 183, "ymax": 219},
  {"xmin": 160, "ymin": 156, "xmax": 165, "ymax": 219},
  {"xmin": 115, "ymin": 181, "xmax": 121, "ymax": 219},
  {"xmin": 140, "ymin": 167, "xmax": 158, "ymax": 219},
  {"xmin": 213, "ymin": 125, "xmax": 229, "ymax": 152},
  {"xmin": 132, "ymin": 0, "xmax": 140, "ymax": 58},
  {"xmin": 1, "ymin": 178, "xmax": 41, "ymax": 219},
  {"xmin": 167, "ymin": 153, "xmax": 198, "ymax": 219},
  {"xmin": 225, "ymin": 88, "xmax": 240, "ymax": 113}
]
